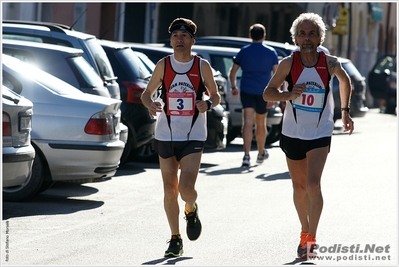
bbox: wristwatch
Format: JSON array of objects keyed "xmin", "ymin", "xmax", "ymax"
[{"xmin": 206, "ymin": 99, "xmax": 213, "ymax": 110}]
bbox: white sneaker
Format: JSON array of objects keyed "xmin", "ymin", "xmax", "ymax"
[{"xmin": 256, "ymin": 150, "xmax": 269, "ymax": 164}]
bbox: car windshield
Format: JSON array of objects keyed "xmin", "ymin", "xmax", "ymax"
[{"xmin": 85, "ymin": 38, "xmax": 117, "ymax": 81}]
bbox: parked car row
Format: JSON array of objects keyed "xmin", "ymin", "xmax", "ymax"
[
  {"xmin": 2, "ymin": 21, "xmax": 149, "ymax": 164},
  {"xmin": 2, "ymin": 21, "xmax": 371, "ymax": 202},
  {"xmin": 3, "ymin": 21, "xmax": 229, "ymax": 160},
  {"xmin": 2, "ymin": 54, "xmax": 125, "ymax": 201},
  {"xmin": 2, "ymin": 21, "xmax": 230, "ymax": 201}
]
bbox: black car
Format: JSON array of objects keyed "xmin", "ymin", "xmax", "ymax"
[
  {"xmin": 333, "ymin": 57, "xmax": 369, "ymax": 121},
  {"xmin": 368, "ymin": 54, "xmax": 397, "ymax": 114},
  {"xmin": 99, "ymin": 40, "xmax": 156, "ymax": 163}
]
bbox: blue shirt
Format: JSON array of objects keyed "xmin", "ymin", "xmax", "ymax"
[{"xmin": 234, "ymin": 42, "xmax": 278, "ymax": 95}]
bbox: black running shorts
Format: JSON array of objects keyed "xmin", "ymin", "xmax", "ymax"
[
  {"xmin": 152, "ymin": 140, "xmax": 204, "ymax": 161},
  {"xmin": 280, "ymin": 134, "xmax": 331, "ymax": 160}
]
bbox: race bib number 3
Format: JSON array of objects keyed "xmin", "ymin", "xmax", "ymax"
[
  {"xmin": 167, "ymin": 92, "xmax": 195, "ymax": 116},
  {"xmin": 292, "ymin": 87, "xmax": 325, "ymax": 112}
]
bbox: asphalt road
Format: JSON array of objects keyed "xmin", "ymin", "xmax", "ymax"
[{"xmin": 2, "ymin": 108, "xmax": 397, "ymax": 266}]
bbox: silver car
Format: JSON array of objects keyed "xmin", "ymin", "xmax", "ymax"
[
  {"xmin": 2, "ymin": 86, "xmax": 35, "ymax": 201},
  {"xmin": 2, "ymin": 39, "xmax": 111, "ymax": 98},
  {"xmin": 3, "ymin": 20, "xmax": 121, "ymax": 100},
  {"xmin": 2, "ymin": 54, "xmax": 125, "ymax": 201}
]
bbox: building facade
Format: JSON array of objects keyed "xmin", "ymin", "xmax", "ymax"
[{"xmin": 2, "ymin": 2, "xmax": 397, "ymax": 106}]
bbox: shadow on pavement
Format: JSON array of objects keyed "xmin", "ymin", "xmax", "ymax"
[
  {"xmin": 283, "ymin": 257, "xmax": 316, "ymax": 265},
  {"xmin": 256, "ymin": 171, "xmax": 291, "ymax": 181},
  {"xmin": 142, "ymin": 256, "xmax": 193, "ymax": 265},
  {"xmin": 200, "ymin": 164, "xmax": 257, "ymax": 176},
  {"xmin": 2, "ymin": 182, "xmax": 104, "ymax": 220},
  {"xmin": 114, "ymin": 161, "xmax": 160, "ymax": 177}
]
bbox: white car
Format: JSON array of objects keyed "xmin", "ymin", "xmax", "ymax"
[
  {"xmin": 2, "ymin": 55, "xmax": 125, "ymax": 201},
  {"xmin": 2, "ymin": 86, "xmax": 35, "ymax": 201}
]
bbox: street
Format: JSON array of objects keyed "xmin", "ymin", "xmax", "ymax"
[{"xmin": 2, "ymin": 108, "xmax": 398, "ymax": 266}]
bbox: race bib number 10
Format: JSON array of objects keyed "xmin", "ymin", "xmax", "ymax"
[
  {"xmin": 292, "ymin": 87, "xmax": 325, "ymax": 112},
  {"xmin": 167, "ymin": 92, "xmax": 195, "ymax": 116}
]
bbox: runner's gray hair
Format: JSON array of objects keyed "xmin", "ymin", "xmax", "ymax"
[{"xmin": 290, "ymin": 12, "xmax": 326, "ymax": 45}]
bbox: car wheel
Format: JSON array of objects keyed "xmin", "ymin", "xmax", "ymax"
[
  {"xmin": 134, "ymin": 141, "xmax": 159, "ymax": 163},
  {"xmin": 37, "ymin": 181, "xmax": 55, "ymax": 193},
  {"xmin": 3, "ymin": 151, "xmax": 45, "ymax": 202}
]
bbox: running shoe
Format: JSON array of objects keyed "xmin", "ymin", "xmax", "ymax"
[
  {"xmin": 256, "ymin": 150, "xmax": 269, "ymax": 164},
  {"xmin": 297, "ymin": 232, "xmax": 316, "ymax": 259},
  {"xmin": 242, "ymin": 154, "xmax": 250, "ymax": 167},
  {"xmin": 185, "ymin": 203, "xmax": 202, "ymax": 241},
  {"xmin": 164, "ymin": 235, "xmax": 183, "ymax": 257}
]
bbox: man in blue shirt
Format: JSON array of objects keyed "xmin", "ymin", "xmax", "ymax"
[{"xmin": 229, "ymin": 23, "xmax": 279, "ymax": 167}]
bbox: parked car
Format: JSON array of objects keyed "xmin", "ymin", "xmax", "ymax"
[
  {"xmin": 105, "ymin": 40, "xmax": 228, "ymax": 156},
  {"xmin": 2, "ymin": 39, "xmax": 128, "ymax": 152},
  {"xmin": 98, "ymin": 39, "xmax": 157, "ymax": 163},
  {"xmin": 2, "ymin": 20, "xmax": 120, "ymax": 99},
  {"xmin": 2, "ymin": 86, "xmax": 35, "ymax": 202},
  {"xmin": 124, "ymin": 42, "xmax": 229, "ymax": 150},
  {"xmin": 368, "ymin": 54, "xmax": 397, "ymax": 114},
  {"xmin": 2, "ymin": 54, "xmax": 125, "ymax": 201},
  {"xmin": 2, "ymin": 39, "xmax": 111, "ymax": 97},
  {"xmin": 333, "ymin": 57, "xmax": 369, "ymax": 120}
]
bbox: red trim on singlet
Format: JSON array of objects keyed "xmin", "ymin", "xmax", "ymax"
[
  {"xmin": 163, "ymin": 55, "xmax": 201, "ymax": 92},
  {"xmin": 291, "ymin": 51, "xmax": 329, "ymax": 87}
]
